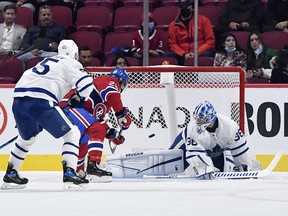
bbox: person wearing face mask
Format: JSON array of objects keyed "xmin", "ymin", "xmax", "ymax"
[
  {"xmin": 131, "ymin": 13, "xmax": 164, "ymax": 65},
  {"xmin": 168, "ymin": 0, "xmax": 215, "ymax": 65},
  {"xmin": 246, "ymin": 32, "xmax": 277, "ymax": 82},
  {"xmin": 213, "ymin": 32, "xmax": 246, "ymax": 69}
]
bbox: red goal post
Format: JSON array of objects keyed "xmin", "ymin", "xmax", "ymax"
[{"xmin": 85, "ymin": 66, "xmax": 246, "ymax": 152}]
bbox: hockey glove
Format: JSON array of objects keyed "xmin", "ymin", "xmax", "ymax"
[
  {"xmin": 233, "ymin": 164, "xmax": 248, "ymax": 172},
  {"xmin": 111, "ymin": 135, "xmax": 125, "ymax": 145},
  {"xmin": 106, "ymin": 128, "xmax": 125, "ymax": 145},
  {"xmin": 115, "ymin": 107, "xmax": 132, "ymax": 130},
  {"xmin": 68, "ymin": 92, "xmax": 85, "ymax": 108}
]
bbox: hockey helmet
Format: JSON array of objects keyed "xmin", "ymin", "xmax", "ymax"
[
  {"xmin": 110, "ymin": 67, "xmax": 129, "ymax": 92},
  {"xmin": 58, "ymin": 39, "xmax": 79, "ymax": 60},
  {"xmin": 193, "ymin": 101, "xmax": 217, "ymax": 134}
]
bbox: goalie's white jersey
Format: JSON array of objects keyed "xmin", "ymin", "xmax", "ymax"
[
  {"xmin": 182, "ymin": 113, "xmax": 251, "ymax": 169},
  {"xmin": 14, "ymin": 55, "xmax": 93, "ymax": 103}
]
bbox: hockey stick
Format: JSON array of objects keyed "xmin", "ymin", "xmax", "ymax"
[
  {"xmin": 0, "ymin": 135, "xmax": 18, "ymax": 150},
  {"xmin": 143, "ymin": 151, "xmax": 283, "ymax": 180}
]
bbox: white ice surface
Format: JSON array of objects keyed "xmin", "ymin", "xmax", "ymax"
[{"xmin": 0, "ymin": 172, "xmax": 288, "ymax": 216}]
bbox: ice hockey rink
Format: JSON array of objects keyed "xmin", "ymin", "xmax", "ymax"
[{"xmin": 0, "ymin": 171, "xmax": 287, "ymax": 216}]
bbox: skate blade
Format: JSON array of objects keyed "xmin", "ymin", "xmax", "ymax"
[
  {"xmin": 63, "ymin": 182, "xmax": 89, "ymax": 191},
  {"xmin": 1, "ymin": 182, "xmax": 27, "ymax": 190},
  {"xmin": 87, "ymin": 174, "xmax": 112, "ymax": 183}
]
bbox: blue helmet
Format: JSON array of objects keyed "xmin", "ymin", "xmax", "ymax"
[
  {"xmin": 110, "ymin": 67, "xmax": 129, "ymax": 92},
  {"xmin": 193, "ymin": 101, "xmax": 217, "ymax": 134}
]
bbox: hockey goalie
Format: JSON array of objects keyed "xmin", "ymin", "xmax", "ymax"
[{"xmin": 106, "ymin": 101, "xmax": 262, "ymax": 179}]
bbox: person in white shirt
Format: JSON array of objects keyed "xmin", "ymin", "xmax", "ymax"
[{"xmin": 0, "ymin": 4, "xmax": 26, "ymax": 57}]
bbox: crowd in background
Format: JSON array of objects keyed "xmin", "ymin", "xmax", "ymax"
[{"xmin": 0, "ymin": 0, "xmax": 288, "ymax": 83}]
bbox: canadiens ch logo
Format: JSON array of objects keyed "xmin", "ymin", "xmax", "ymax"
[{"xmin": 0, "ymin": 102, "xmax": 8, "ymax": 135}]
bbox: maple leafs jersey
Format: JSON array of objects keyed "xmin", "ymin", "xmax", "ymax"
[{"xmin": 14, "ymin": 55, "xmax": 93, "ymax": 103}]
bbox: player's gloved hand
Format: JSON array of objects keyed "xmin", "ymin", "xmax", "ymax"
[
  {"xmin": 196, "ymin": 171, "xmax": 214, "ymax": 180},
  {"xmin": 205, "ymin": 145, "xmax": 225, "ymax": 158},
  {"xmin": 233, "ymin": 164, "xmax": 248, "ymax": 172},
  {"xmin": 68, "ymin": 92, "xmax": 85, "ymax": 108},
  {"xmin": 115, "ymin": 107, "xmax": 132, "ymax": 130},
  {"xmin": 111, "ymin": 134, "xmax": 125, "ymax": 145}
]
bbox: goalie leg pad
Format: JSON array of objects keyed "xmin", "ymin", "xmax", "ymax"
[{"xmin": 106, "ymin": 149, "xmax": 184, "ymax": 178}]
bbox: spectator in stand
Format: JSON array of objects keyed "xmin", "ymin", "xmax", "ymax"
[
  {"xmin": 17, "ymin": 4, "xmax": 66, "ymax": 71},
  {"xmin": 214, "ymin": 0, "xmax": 265, "ymax": 51},
  {"xmin": 78, "ymin": 45, "xmax": 93, "ymax": 66},
  {"xmin": 168, "ymin": 0, "xmax": 215, "ymax": 65},
  {"xmin": 246, "ymin": 32, "xmax": 277, "ymax": 82},
  {"xmin": 111, "ymin": 54, "xmax": 130, "ymax": 67},
  {"xmin": 262, "ymin": 0, "xmax": 288, "ymax": 32},
  {"xmin": 270, "ymin": 45, "xmax": 288, "ymax": 83},
  {"xmin": 213, "ymin": 32, "xmax": 246, "ymax": 69},
  {"xmin": 0, "ymin": 4, "xmax": 26, "ymax": 57},
  {"xmin": 132, "ymin": 13, "xmax": 164, "ymax": 65}
]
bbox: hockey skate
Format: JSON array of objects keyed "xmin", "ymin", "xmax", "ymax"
[
  {"xmin": 86, "ymin": 160, "xmax": 112, "ymax": 183},
  {"xmin": 1, "ymin": 162, "xmax": 28, "ymax": 190},
  {"xmin": 62, "ymin": 161, "xmax": 89, "ymax": 190}
]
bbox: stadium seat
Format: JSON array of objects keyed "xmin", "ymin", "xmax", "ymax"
[
  {"xmin": 229, "ymin": 31, "xmax": 250, "ymax": 51},
  {"xmin": 84, "ymin": 0, "xmax": 114, "ymax": 14},
  {"xmin": 14, "ymin": 7, "xmax": 33, "ymax": 29},
  {"xmin": 262, "ymin": 31, "xmax": 288, "ymax": 51},
  {"xmin": 88, "ymin": 57, "xmax": 101, "ymax": 66},
  {"xmin": 0, "ymin": 58, "xmax": 23, "ymax": 83},
  {"xmin": 149, "ymin": 56, "xmax": 178, "ymax": 65},
  {"xmin": 26, "ymin": 57, "xmax": 44, "ymax": 70},
  {"xmin": 154, "ymin": 6, "xmax": 179, "ymax": 31},
  {"xmin": 114, "ymin": 6, "xmax": 143, "ymax": 32},
  {"xmin": 162, "ymin": 0, "xmax": 178, "ymax": 6},
  {"xmin": 201, "ymin": 0, "xmax": 227, "ymax": 7},
  {"xmin": 69, "ymin": 31, "xmax": 103, "ymax": 57},
  {"xmin": 184, "ymin": 56, "xmax": 214, "ymax": 66},
  {"xmin": 104, "ymin": 31, "xmax": 134, "ymax": 58},
  {"xmin": 121, "ymin": 0, "xmax": 154, "ymax": 9},
  {"xmin": 51, "ymin": 6, "xmax": 73, "ymax": 31},
  {"xmin": 76, "ymin": 6, "xmax": 111, "ymax": 35},
  {"xmin": 198, "ymin": 5, "xmax": 222, "ymax": 27}
]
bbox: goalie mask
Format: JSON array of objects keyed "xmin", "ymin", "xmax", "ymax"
[
  {"xmin": 110, "ymin": 67, "xmax": 129, "ymax": 92},
  {"xmin": 58, "ymin": 39, "xmax": 79, "ymax": 60},
  {"xmin": 193, "ymin": 101, "xmax": 217, "ymax": 134}
]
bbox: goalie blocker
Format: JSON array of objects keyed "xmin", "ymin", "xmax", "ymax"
[{"xmin": 105, "ymin": 149, "xmax": 184, "ymax": 178}]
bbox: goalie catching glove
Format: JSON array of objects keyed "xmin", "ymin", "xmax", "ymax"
[
  {"xmin": 106, "ymin": 128, "xmax": 125, "ymax": 145},
  {"xmin": 115, "ymin": 107, "xmax": 131, "ymax": 130}
]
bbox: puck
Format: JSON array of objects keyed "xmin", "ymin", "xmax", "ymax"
[{"xmin": 148, "ymin": 134, "xmax": 155, "ymax": 138}]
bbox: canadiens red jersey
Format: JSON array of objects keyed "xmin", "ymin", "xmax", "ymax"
[
  {"xmin": 132, "ymin": 29, "xmax": 164, "ymax": 55},
  {"xmin": 60, "ymin": 75, "xmax": 124, "ymax": 120}
]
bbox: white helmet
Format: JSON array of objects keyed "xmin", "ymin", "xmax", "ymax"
[{"xmin": 58, "ymin": 39, "xmax": 79, "ymax": 60}]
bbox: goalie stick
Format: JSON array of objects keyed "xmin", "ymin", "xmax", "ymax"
[{"xmin": 143, "ymin": 151, "xmax": 283, "ymax": 180}]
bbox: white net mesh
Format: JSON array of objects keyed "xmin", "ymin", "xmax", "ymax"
[{"xmin": 86, "ymin": 66, "xmax": 245, "ymax": 152}]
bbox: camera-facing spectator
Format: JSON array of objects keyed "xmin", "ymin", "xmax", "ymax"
[
  {"xmin": 0, "ymin": 4, "xmax": 27, "ymax": 57},
  {"xmin": 246, "ymin": 32, "xmax": 277, "ymax": 81},
  {"xmin": 213, "ymin": 32, "xmax": 247, "ymax": 69},
  {"xmin": 167, "ymin": 0, "xmax": 215, "ymax": 65},
  {"xmin": 17, "ymin": 4, "xmax": 66, "ymax": 71}
]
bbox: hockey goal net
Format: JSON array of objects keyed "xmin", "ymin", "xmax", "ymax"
[{"xmin": 85, "ymin": 66, "xmax": 246, "ymax": 154}]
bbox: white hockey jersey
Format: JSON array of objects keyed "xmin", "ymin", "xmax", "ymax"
[
  {"xmin": 14, "ymin": 55, "xmax": 93, "ymax": 103},
  {"xmin": 182, "ymin": 113, "xmax": 251, "ymax": 171}
]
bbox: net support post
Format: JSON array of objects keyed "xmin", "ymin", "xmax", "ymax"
[{"xmin": 160, "ymin": 72, "xmax": 178, "ymax": 145}]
